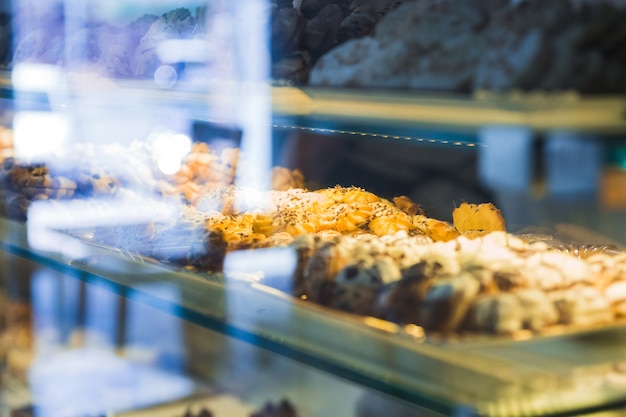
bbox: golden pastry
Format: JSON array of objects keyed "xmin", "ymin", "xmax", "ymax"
[{"xmin": 452, "ymin": 202, "xmax": 506, "ymax": 238}]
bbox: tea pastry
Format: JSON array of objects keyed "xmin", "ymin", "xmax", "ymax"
[
  {"xmin": 337, "ymin": 5, "xmax": 379, "ymax": 43},
  {"xmin": 302, "ymin": 4, "xmax": 345, "ymax": 60},
  {"xmin": 366, "ymin": 198, "xmax": 416, "ymax": 234},
  {"xmin": 271, "ymin": 166, "xmax": 305, "ymax": 191},
  {"xmin": 464, "ymin": 293, "xmax": 525, "ymax": 334},
  {"xmin": 586, "ymin": 252, "xmax": 626, "ymax": 289},
  {"xmin": 331, "ymin": 256, "xmax": 402, "ymax": 314},
  {"xmin": 310, "ymin": 0, "xmax": 487, "ymax": 91},
  {"xmin": 550, "ymin": 286, "xmax": 614, "ymax": 327},
  {"xmin": 74, "ymin": 163, "xmax": 119, "ymax": 197},
  {"xmin": 464, "ymin": 289, "xmax": 559, "ymax": 334},
  {"xmin": 474, "ymin": 0, "xmax": 626, "ymax": 93},
  {"xmin": 9, "ymin": 164, "xmax": 77, "ymax": 200},
  {"xmin": 271, "ymin": 6, "xmax": 307, "ymax": 60},
  {"xmin": 290, "ymin": 233, "xmax": 324, "ymax": 296},
  {"xmin": 302, "ymin": 237, "xmax": 352, "ymax": 304},
  {"xmin": 373, "ymin": 261, "xmax": 438, "ymax": 325},
  {"xmin": 418, "ymin": 274, "xmax": 481, "ymax": 332},
  {"xmin": 604, "ymin": 280, "xmax": 626, "ymax": 317}
]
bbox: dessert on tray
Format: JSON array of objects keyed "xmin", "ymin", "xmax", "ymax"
[{"xmin": 0, "ymin": 128, "xmax": 623, "ymax": 339}]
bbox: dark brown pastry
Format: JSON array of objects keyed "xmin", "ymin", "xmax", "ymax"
[
  {"xmin": 331, "ymin": 257, "xmax": 402, "ymax": 314},
  {"xmin": 337, "ymin": 5, "xmax": 379, "ymax": 43},
  {"xmin": 250, "ymin": 399, "xmax": 298, "ymax": 417},
  {"xmin": 418, "ymin": 274, "xmax": 480, "ymax": 332},
  {"xmin": 272, "ymin": 50, "xmax": 312, "ymax": 84},
  {"xmin": 271, "ymin": 7, "xmax": 307, "ymax": 60},
  {"xmin": 372, "ymin": 261, "xmax": 435, "ymax": 325},
  {"xmin": 182, "ymin": 406, "xmax": 214, "ymax": 417},
  {"xmin": 302, "ymin": 237, "xmax": 349, "ymax": 304},
  {"xmin": 475, "ymin": 0, "xmax": 626, "ymax": 93}
]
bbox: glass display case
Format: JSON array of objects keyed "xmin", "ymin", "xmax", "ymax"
[{"xmin": 1, "ymin": 1, "xmax": 626, "ymax": 416}]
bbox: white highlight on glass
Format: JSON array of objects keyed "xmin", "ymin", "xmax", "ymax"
[
  {"xmin": 12, "ymin": 63, "xmax": 66, "ymax": 92},
  {"xmin": 151, "ymin": 131, "xmax": 192, "ymax": 175},
  {"xmin": 157, "ymin": 39, "xmax": 212, "ymax": 64},
  {"xmin": 13, "ymin": 111, "xmax": 70, "ymax": 160},
  {"xmin": 154, "ymin": 65, "xmax": 178, "ymax": 89}
]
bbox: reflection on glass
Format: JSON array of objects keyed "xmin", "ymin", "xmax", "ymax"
[
  {"xmin": 27, "ymin": 267, "xmax": 193, "ymax": 417},
  {"xmin": 11, "ymin": 63, "xmax": 65, "ymax": 92},
  {"xmin": 13, "ymin": 111, "xmax": 70, "ymax": 161},
  {"xmin": 151, "ymin": 130, "xmax": 193, "ymax": 176},
  {"xmin": 225, "ymin": 246, "xmax": 297, "ymax": 292}
]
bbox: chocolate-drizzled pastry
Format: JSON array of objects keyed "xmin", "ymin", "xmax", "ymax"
[
  {"xmin": 331, "ymin": 256, "xmax": 401, "ymax": 314},
  {"xmin": 302, "ymin": 237, "xmax": 350, "ymax": 304},
  {"xmin": 464, "ymin": 293, "xmax": 523, "ymax": 334},
  {"xmin": 373, "ymin": 260, "xmax": 436, "ymax": 324},
  {"xmin": 418, "ymin": 273, "xmax": 480, "ymax": 332},
  {"xmin": 290, "ymin": 233, "xmax": 323, "ymax": 297},
  {"xmin": 187, "ymin": 228, "xmax": 229, "ymax": 273},
  {"xmin": 464, "ymin": 288, "xmax": 560, "ymax": 334}
]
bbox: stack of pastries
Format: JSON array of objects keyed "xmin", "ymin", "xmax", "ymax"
[{"xmin": 0, "ymin": 135, "xmax": 625, "ymax": 338}]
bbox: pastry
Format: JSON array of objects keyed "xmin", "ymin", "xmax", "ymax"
[
  {"xmin": 550, "ymin": 286, "xmax": 614, "ymax": 326},
  {"xmin": 418, "ymin": 273, "xmax": 480, "ymax": 332},
  {"xmin": 603, "ymin": 280, "xmax": 626, "ymax": 317},
  {"xmin": 452, "ymin": 202, "xmax": 506, "ymax": 238},
  {"xmin": 310, "ymin": 0, "xmax": 487, "ymax": 91},
  {"xmin": 310, "ymin": 0, "xmax": 626, "ymax": 94},
  {"xmin": 465, "ymin": 288, "xmax": 558, "ymax": 334},
  {"xmin": 331, "ymin": 256, "xmax": 401, "ymax": 314},
  {"xmin": 250, "ymin": 399, "xmax": 298, "ymax": 417},
  {"xmin": 271, "ymin": 6, "xmax": 307, "ymax": 60},
  {"xmin": 73, "ymin": 163, "xmax": 119, "ymax": 197},
  {"xmin": 373, "ymin": 261, "xmax": 436, "ymax": 325},
  {"xmin": 302, "ymin": 237, "xmax": 351, "ymax": 304},
  {"xmin": 464, "ymin": 293, "xmax": 524, "ymax": 334},
  {"xmin": 474, "ymin": 0, "xmax": 626, "ymax": 93},
  {"xmin": 182, "ymin": 408, "xmax": 214, "ymax": 417}
]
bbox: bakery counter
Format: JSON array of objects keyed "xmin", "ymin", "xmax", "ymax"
[{"xmin": 1, "ymin": 217, "xmax": 626, "ymax": 417}]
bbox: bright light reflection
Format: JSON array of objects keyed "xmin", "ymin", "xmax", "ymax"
[
  {"xmin": 27, "ymin": 194, "xmax": 180, "ymax": 258},
  {"xmin": 151, "ymin": 131, "xmax": 192, "ymax": 175},
  {"xmin": 157, "ymin": 39, "xmax": 212, "ymax": 64},
  {"xmin": 157, "ymin": 156, "xmax": 182, "ymax": 176},
  {"xmin": 224, "ymin": 247, "xmax": 297, "ymax": 292},
  {"xmin": 154, "ymin": 65, "xmax": 178, "ymax": 89},
  {"xmin": 14, "ymin": 111, "xmax": 70, "ymax": 160},
  {"xmin": 232, "ymin": 0, "xmax": 272, "ymax": 192},
  {"xmin": 12, "ymin": 63, "xmax": 65, "ymax": 92}
]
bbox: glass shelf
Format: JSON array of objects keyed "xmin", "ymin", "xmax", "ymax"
[
  {"xmin": 2, "ymin": 71, "xmax": 626, "ymax": 146},
  {"xmin": 2, "ymin": 218, "xmax": 626, "ymax": 417}
]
